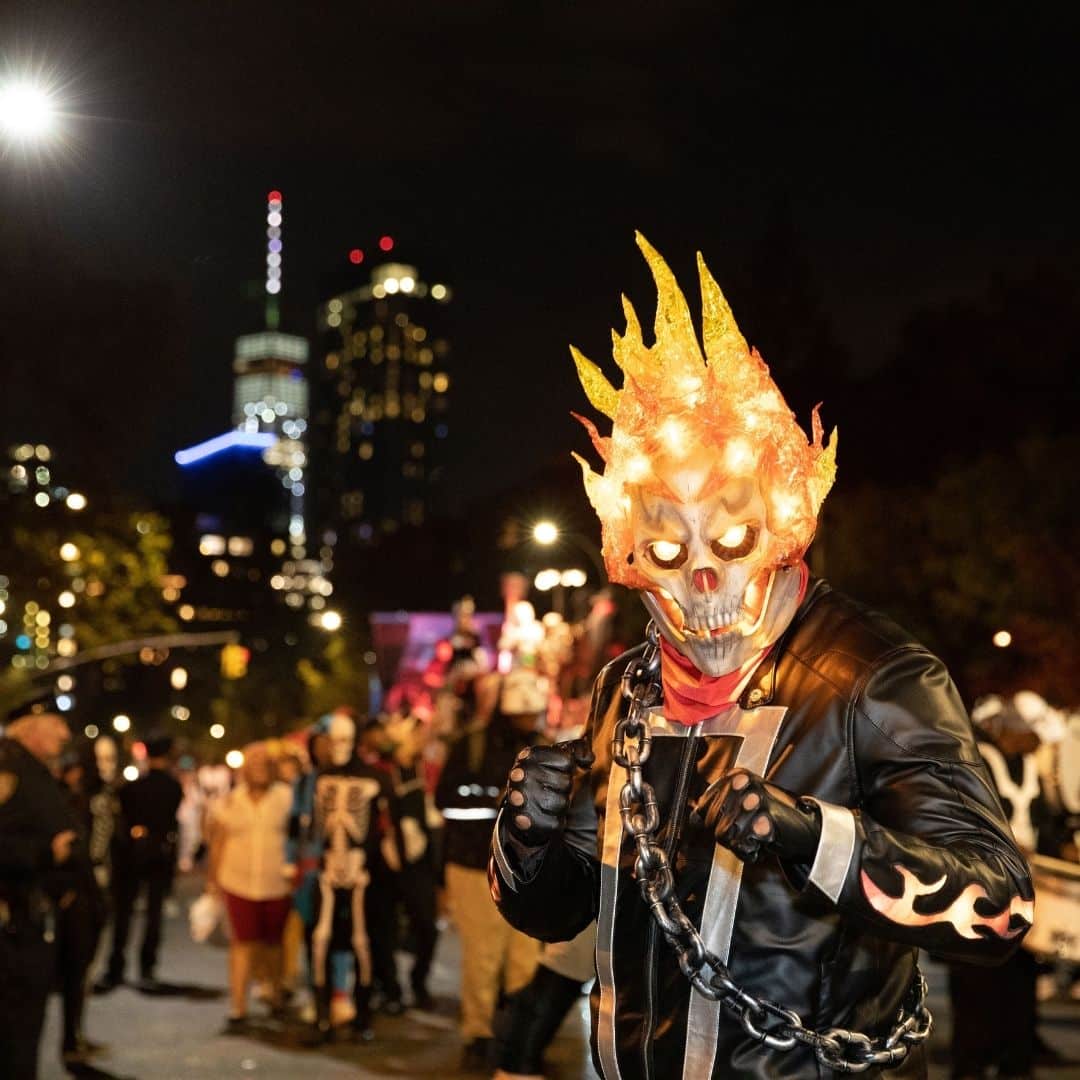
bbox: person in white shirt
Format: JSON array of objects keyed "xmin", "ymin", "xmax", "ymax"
[{"xmin": 207, "ymin": 742, "xmax": 295, "ymax": 1033}]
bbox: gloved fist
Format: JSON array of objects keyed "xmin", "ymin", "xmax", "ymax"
[
  {"xmin": 503, "ymin": 738, "xmax": 594, "ymax": 847},
  {"xmin": 696, "ymin": 768, "xmax": 821, "ymax": 864}
]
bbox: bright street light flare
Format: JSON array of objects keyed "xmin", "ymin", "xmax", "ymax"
[
  {"xmin": 0, "ymin": 80, "xmax": 58, "ymax": 141},
  {"xmin": 533, "ymin": 521, "xmax": 559, "ymax": 545}
]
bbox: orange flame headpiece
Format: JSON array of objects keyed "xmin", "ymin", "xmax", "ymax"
[{"xmin": 572, "ymin": 233, "xmax": 837, "ymax": 589}]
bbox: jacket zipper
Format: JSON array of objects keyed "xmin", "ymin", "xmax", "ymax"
[{"xmin": 641, "ymin": 728, "xmax": 700, "ymax": 1079}]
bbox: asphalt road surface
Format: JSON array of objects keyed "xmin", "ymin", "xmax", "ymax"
[{"xmin": 38, "ymin": 876, "xmax": 1080, "ymax": 1079}]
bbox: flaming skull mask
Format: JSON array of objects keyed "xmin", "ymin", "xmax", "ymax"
[{"xmin": 572, "ymin": 234, "xmax": 837, "ymax": 675}]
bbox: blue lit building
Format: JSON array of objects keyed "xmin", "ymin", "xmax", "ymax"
[{"xmin": 173, "ymin": 192, "xmax": 332, "ymax": 618}]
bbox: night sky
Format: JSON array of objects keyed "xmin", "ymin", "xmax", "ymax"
[{"xmin": 2, "ymin": 2, "xmax": 1077, "ymax": 507}]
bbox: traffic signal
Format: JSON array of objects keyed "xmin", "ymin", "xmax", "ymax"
[{"xmin": 220, "ymin": 644, "xmax": 250, "ymax": 680}]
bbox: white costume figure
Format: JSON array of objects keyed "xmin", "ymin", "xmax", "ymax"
[
  {"xmin": 308, "ymin": 711, "xmax": 394, "ymax": 1041},
  {"xmin": 89, "ymin": 735, "xmax": 121, "ymax": 888}
]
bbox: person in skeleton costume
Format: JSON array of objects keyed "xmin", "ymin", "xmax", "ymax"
[
  {"xmin": 307, "ymin": 709, "xmax": 398, "ymax": 1042},
  {"xmin": 490, "ymin": 235, "xmax": 1035, "ymax": 1078}
]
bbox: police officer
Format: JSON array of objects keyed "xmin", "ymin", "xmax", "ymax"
[
  {"xmin": 56, "ymin": 750, "xmax": 108, "ymax": 1068},
  {"xmin": 96, "ymin": 731, "xmax": 182, "ymax": 993},
  {"xmin": 0, "ymin": 692, "xmax": 78, "ymax": 1079}
]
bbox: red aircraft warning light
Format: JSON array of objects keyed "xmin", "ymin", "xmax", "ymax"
[
  {"xmin": 378, "ymin": 235, "xmax": 394, "ymax": 252},
  {"xmin": 349, "ymin": 248, "xmax": 364, "ymax": 265}
]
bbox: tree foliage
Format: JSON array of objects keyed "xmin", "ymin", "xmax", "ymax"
[{"xmin": 824, "ymin": 435, "xmax": 1080, "ymax": 705}]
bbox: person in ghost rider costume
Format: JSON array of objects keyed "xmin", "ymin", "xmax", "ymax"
[{"xmin": 489, "ymin": 234, "xmax": 1035, "ymax": 1079}]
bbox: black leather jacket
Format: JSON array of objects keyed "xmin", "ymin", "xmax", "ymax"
[{"xmin": 490, "ymin": 580, "xmax": 1034, "ymax": 1079}]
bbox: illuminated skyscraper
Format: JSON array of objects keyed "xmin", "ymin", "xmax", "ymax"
[
  {"xmin": 312, "ymin": 252, "xmax": 452, "ymax": 544},
  {"xmin": 175, "ymin": 191, "xmax": 326, "ymax": 613}
]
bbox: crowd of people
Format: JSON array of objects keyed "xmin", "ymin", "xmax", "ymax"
[
  {"xmin": 2, "ymin": 580, "xmax": 1078, "ymax": 1079},
  {"xmin": 0, "ymin": 591, "xmax": 624, "ymax": 1078}
]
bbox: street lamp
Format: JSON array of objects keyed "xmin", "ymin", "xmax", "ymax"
[
  {"xmin": 529, "ymin": 520, "xmax": 606, "ymax": 580},
  {"xmin": 533, "ymin": 520, "xmax": 559, "ymax": 546},
  {"xmin": 534, "ymin": 568, "xmax": 562, "ymax": 592},
  {"xmin": 534, "ymin": 567, "xmax": 588, "ymax": 616},
  {"xmin": 0, "ymin": 80, "xmax": 58, "ymax": 141},
  {"xmin": 319, "ymin": 610, "xmax": 343, "ymax": 632}
]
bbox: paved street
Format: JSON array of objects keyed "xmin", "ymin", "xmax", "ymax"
[
  {"xmin": 38, "ymin": 878, "xmax": 1080, "ymax": 1079},
  {"xmin": 39, "ymin": 874, "xmax": 594, "ymax": 1080}
]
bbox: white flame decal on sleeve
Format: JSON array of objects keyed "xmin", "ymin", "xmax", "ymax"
[{"xmin": 861, "ymin": 864, "xmax": 1034, "ymax": 941}]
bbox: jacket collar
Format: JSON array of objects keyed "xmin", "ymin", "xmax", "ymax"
[{"xmin": 737, "ymin": 577, "xmax": 830, "ymax": 710}]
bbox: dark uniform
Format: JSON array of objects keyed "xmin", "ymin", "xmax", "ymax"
[
  {"xmin": 388, "ymin": 761, "xmax": 439, "ymax": 1007},
  {"xmin": 56, "ymin": 768, "xmax": 107, "ymax": 1061},
  {"xmin": 0, "ymin": 736, "xmax": 74, "ymax": 1079},
  {"xmin": 103, "ymin": 764, "xmax": 182, "ymax": 986}
]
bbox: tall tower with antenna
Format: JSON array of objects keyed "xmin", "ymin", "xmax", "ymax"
[
  {"xmin": 229, "ymin": 190, "xmax": 311, "ymax": 555},
  {"xmin": 174, "ymin": 191, "xmax": 331, "ymax": 619}
]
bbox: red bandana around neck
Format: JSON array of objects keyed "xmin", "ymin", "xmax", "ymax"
[{"xmin": 659, "ymin": 563, "xmax": 809, "ymax": 726}]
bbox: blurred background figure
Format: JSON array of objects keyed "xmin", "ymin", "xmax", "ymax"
[
  {"xmin": 357, "ymin": 715, "xmax": 406, "ymax": 1017},
  {"xmin": 87, "ymin": 735, "xmax": 122, "ymax": 893},
  {"xmin": 436, "ymin": 667, "xmax": 547, "ymax": 1071},
  {"xmin": 948, "ymin": 695, "xmax": 1056, "ymax": 1079},
  {"xmin": 306, "ymin": 709, "xmax": 399, "ymax": 1044},
  {"xmin": 96, "ymin": 732, "xmax": 182, "ymax": 994},
  {"xmin": 362, "ymin": 708, "xmax": 440, "ymax": 1010},
  {"xmin": 266, "ymin": 737, "xmax": 308, "ymax": 1005},
  {"xmin": 0, "ymin": 697, "xmax": 78, "ymax": 1080},
  {"xmin": 56, "ymin": 749, "xmax": 108, "ymax": 1070},
  {"xmin": 207, "ymin": 741, "xmax": 294, "ymax": 1034},
  {"xmin": 175, "ymin": 753, "xmax": 205, "ymax": 874},
  {"xmin": 288, "ymin": 726, "xmax": 329, "ymax": 1017},
  {"xmin": 492, "ymin": 924, "xmax": 595, "ymax": 1080}
]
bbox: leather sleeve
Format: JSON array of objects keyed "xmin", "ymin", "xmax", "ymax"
[
  {"xmin": 488, "ymin": 770, "xmax": 600, "ymax": 943},
  {"xmin": 808, "ymin": 646, "xmax": 1034, "ymax": 965},
  {"xmin": 488, "ymin": 675, "xmax": 609, "ymax": 944}
]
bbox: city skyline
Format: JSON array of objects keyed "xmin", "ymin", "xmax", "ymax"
[{"xmin": 2, "ymin": 4, "xmax": 1077, "ymax": 512}]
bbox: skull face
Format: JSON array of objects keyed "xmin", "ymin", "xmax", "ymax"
[
  {"xmin": 94, "ymin": 735, "xmax": 118, "ymax": 784},
  {"xmin": 630, "ymin": 454, "xmax": 803, "ymax": 676},
  {"xmin": 328, "ymin": 712, "xmax": 356, "ymax": 767}
]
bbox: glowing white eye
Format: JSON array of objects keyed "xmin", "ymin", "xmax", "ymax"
[
  {"xmin": 647, "ymin": 540, "xmax": 688, "ymax": 569},
  {"xmin": 710, "ymin": 524, "xmax": 758, "ymax": 561},
  {"xmin": 717, "ymin": 524, "xmax": 748, "ymax": 549}
]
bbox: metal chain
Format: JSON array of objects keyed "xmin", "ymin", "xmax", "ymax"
[{"xmin": 611, "ymin": 623, "xmax": 933, "ymax": 1074}]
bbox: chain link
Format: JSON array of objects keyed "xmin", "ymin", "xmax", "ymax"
[{"xmin": 611, "ymin": 623, "xmax": 933, "ymax": 1074}]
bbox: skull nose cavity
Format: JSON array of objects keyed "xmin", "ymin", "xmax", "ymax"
[{"xmin": 692, "ymin": 567, "xmax": 720, "ymax": 594}]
